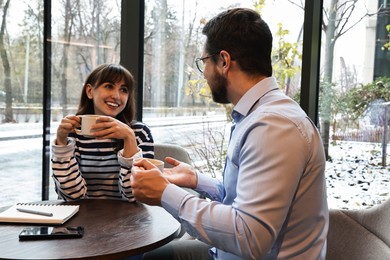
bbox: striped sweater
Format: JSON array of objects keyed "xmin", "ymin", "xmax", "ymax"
[{"xmin": 51, "ymin": 121, "xmax": 154, "ymax": 202}]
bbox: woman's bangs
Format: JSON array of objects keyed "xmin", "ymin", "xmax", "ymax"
[{"xmin": 99, "ymin": 67, "xmax": 128, "ymax": 87}]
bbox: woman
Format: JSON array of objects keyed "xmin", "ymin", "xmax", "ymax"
[{"xmin": 51, "ymin": 63, "xmax": 154, "ymax": 202}]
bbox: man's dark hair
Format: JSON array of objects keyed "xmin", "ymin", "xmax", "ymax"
[{"xmin": 202, "ymin": 8, "xmax": 273, "ymax": 77}]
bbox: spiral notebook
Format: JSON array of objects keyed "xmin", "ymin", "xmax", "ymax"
[{"xmin": 0, "ymin": 203, "xmax": 79, "ymax": 225}]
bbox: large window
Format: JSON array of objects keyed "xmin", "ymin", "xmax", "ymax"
[{"xmin": 0, "ymin": 0, "xmax": 388, "ymax": 210}]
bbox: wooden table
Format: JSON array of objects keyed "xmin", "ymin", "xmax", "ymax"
[{"xmin": 0, "ymin": 199, "xmax": 181, "ymax": 259}]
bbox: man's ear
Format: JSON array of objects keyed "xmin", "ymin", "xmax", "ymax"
[
  {"xmin": 85, "ymin": 84, "xmax": 93, "ymax": 99},
  {"xmin": 219, "ymin": 50, "xmax": 230, "ymax": 70}
]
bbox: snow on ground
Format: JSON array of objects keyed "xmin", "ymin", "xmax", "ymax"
[{"xmin": 326, "ymin": 141, "xmax": 390, "ymax": 210}]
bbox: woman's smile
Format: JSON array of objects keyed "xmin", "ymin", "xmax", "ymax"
[{"xmin": 87, "ymin": 79, "xmax": 129, "ymax": 117}]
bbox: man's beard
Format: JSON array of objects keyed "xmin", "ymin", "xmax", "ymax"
[{"xmin": 210, "ymin": 73, "xmax": 230, "ymax": 104}]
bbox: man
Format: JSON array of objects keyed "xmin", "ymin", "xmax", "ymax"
[{"xmin": 131, "ymin": 8, "xmax": 328, "ymax": 260}]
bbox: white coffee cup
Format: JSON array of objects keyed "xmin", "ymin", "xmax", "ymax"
[
  {"xmin": 144, "ymin": 158, "xmax": 164, "ymax": 172},
  {"xmin": 75, "ymin": 115, "xmax": 100, "ymax": 137}
]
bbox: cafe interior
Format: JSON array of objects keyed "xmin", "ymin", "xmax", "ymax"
[{"xmin": 0, "ymin": 0, "xmax": 389, "ymax": 259}]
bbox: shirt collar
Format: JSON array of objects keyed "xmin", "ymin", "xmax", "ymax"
[{"xmin": 233, "ymin": 77, "xmax": 279, "ymax": 120}]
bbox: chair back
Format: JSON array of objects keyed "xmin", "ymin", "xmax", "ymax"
[
  {"xmin": 154, "ymin": 143, "xmax": 192, "ymax": 167},
  {"xmin": 326, "ymin": 198, "xmax": 390, "ymax": 259}
]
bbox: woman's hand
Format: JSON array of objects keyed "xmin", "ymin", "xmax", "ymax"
[
  {"xmin": 56, "ymin": 116, "xmax": 81, "ymax": 145},
  {"xmin": 92, "ymin": 116, "xmax": 138, "ymax": 157},
  {"xmin": 91, "ymin": 116, "xmax": 133, "ymax": 139}
]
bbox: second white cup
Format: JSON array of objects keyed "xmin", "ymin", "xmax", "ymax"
[{"xmin": 144, "ymin": 158, "xmax": 164, "ymax": 172}]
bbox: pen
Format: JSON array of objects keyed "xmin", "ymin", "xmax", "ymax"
[{"xmin": 16, "ymin": 208, "xmax": 53, "ymax": 217}]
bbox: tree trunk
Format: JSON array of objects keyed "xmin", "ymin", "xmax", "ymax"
[
  {"xmin": 321, "ymin": 0, "xmax": 337, "ymax": 160},
  {"xmin": 0, "ymin": 0, "xmax": 12, "ymax": 122},
  {"xmin": 151, "ymin": 0, "xmax": 167, "ymax": 108},
  {"xmin": 60, "ymin": 0, "xmax": 72, "ymax": 116}
]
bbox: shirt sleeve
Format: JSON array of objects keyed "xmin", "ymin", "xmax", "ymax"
[
  {"xmin": 118, "ymin": 121, "xmax": 155, "ymax": 201},
  {"xmin": 51, "ymin": 137, "xmax": 87, "ymax": 201},
  {"xmin": 195, "ymin": 173, "xmax": 225, "ymax": 202},
  {"xmin": 132, "ymin": 121, "xmax": 154, "ymax": 158}
]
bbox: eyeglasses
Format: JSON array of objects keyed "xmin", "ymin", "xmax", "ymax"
[{"xmin": 195, "ymin": 53, "xmax": 219, "ymax": 74}]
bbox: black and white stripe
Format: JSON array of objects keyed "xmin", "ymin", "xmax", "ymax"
[{"xmin": 51, "ymin": 121, "xmax": 154, "ymax": 202}]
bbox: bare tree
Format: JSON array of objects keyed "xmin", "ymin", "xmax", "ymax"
[
  {"xmin": 144, "ymin": 0, "xmax": 181, "ymax": 108},
  {"xmin": 320, "ymin": 0, "xmax": 378, "ymax": 159},
  {"xmin": 49, "ymin": 0, "xmax": 121, "ymax": 116},
  {"xmin": 59, "ymin": 0, "xmax": 75, "ymax": 116},
  {"xmin": 21, "ymin": 1, "xmax": 44, "ymax": 105}
]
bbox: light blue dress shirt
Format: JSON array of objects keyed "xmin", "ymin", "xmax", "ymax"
[{"xmin": 162, "ymin": 77, "xmax": 329, "ymax": 259}]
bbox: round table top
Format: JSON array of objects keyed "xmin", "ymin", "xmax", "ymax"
[{"xmin": 0, "ymin": 199, "xmax": 181, "ymax": 260}]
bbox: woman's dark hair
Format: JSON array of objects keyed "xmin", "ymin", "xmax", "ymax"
[
  {"xmin": 77, "ymin": 63, "xmax": 136, "ymax": 126},
  {"xmin": 202, "ymin": 8, "xmax": 273, "ymax": 77}
]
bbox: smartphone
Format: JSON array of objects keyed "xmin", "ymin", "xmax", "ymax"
[{"xmin": 19, "ymin": 226, "xmax": 84, "ymax": 241}]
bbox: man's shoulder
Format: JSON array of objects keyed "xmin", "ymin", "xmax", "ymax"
[{"xmin": 255, "ymin": 92, "xmax": 306, "ymax": 121}]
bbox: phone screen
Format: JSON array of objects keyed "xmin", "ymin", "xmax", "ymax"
[{"xmin": 19, "ymin": 226, "xmax": 84, "ymax": 240}]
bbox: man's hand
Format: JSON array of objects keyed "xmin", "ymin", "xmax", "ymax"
[
  {"xmin": 163, "ymin": 157, "xmax": 198, "ymax": 189},
  {"xmin": 131, "ymin": 159, "xmax": 170, "ymax": 206}
]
